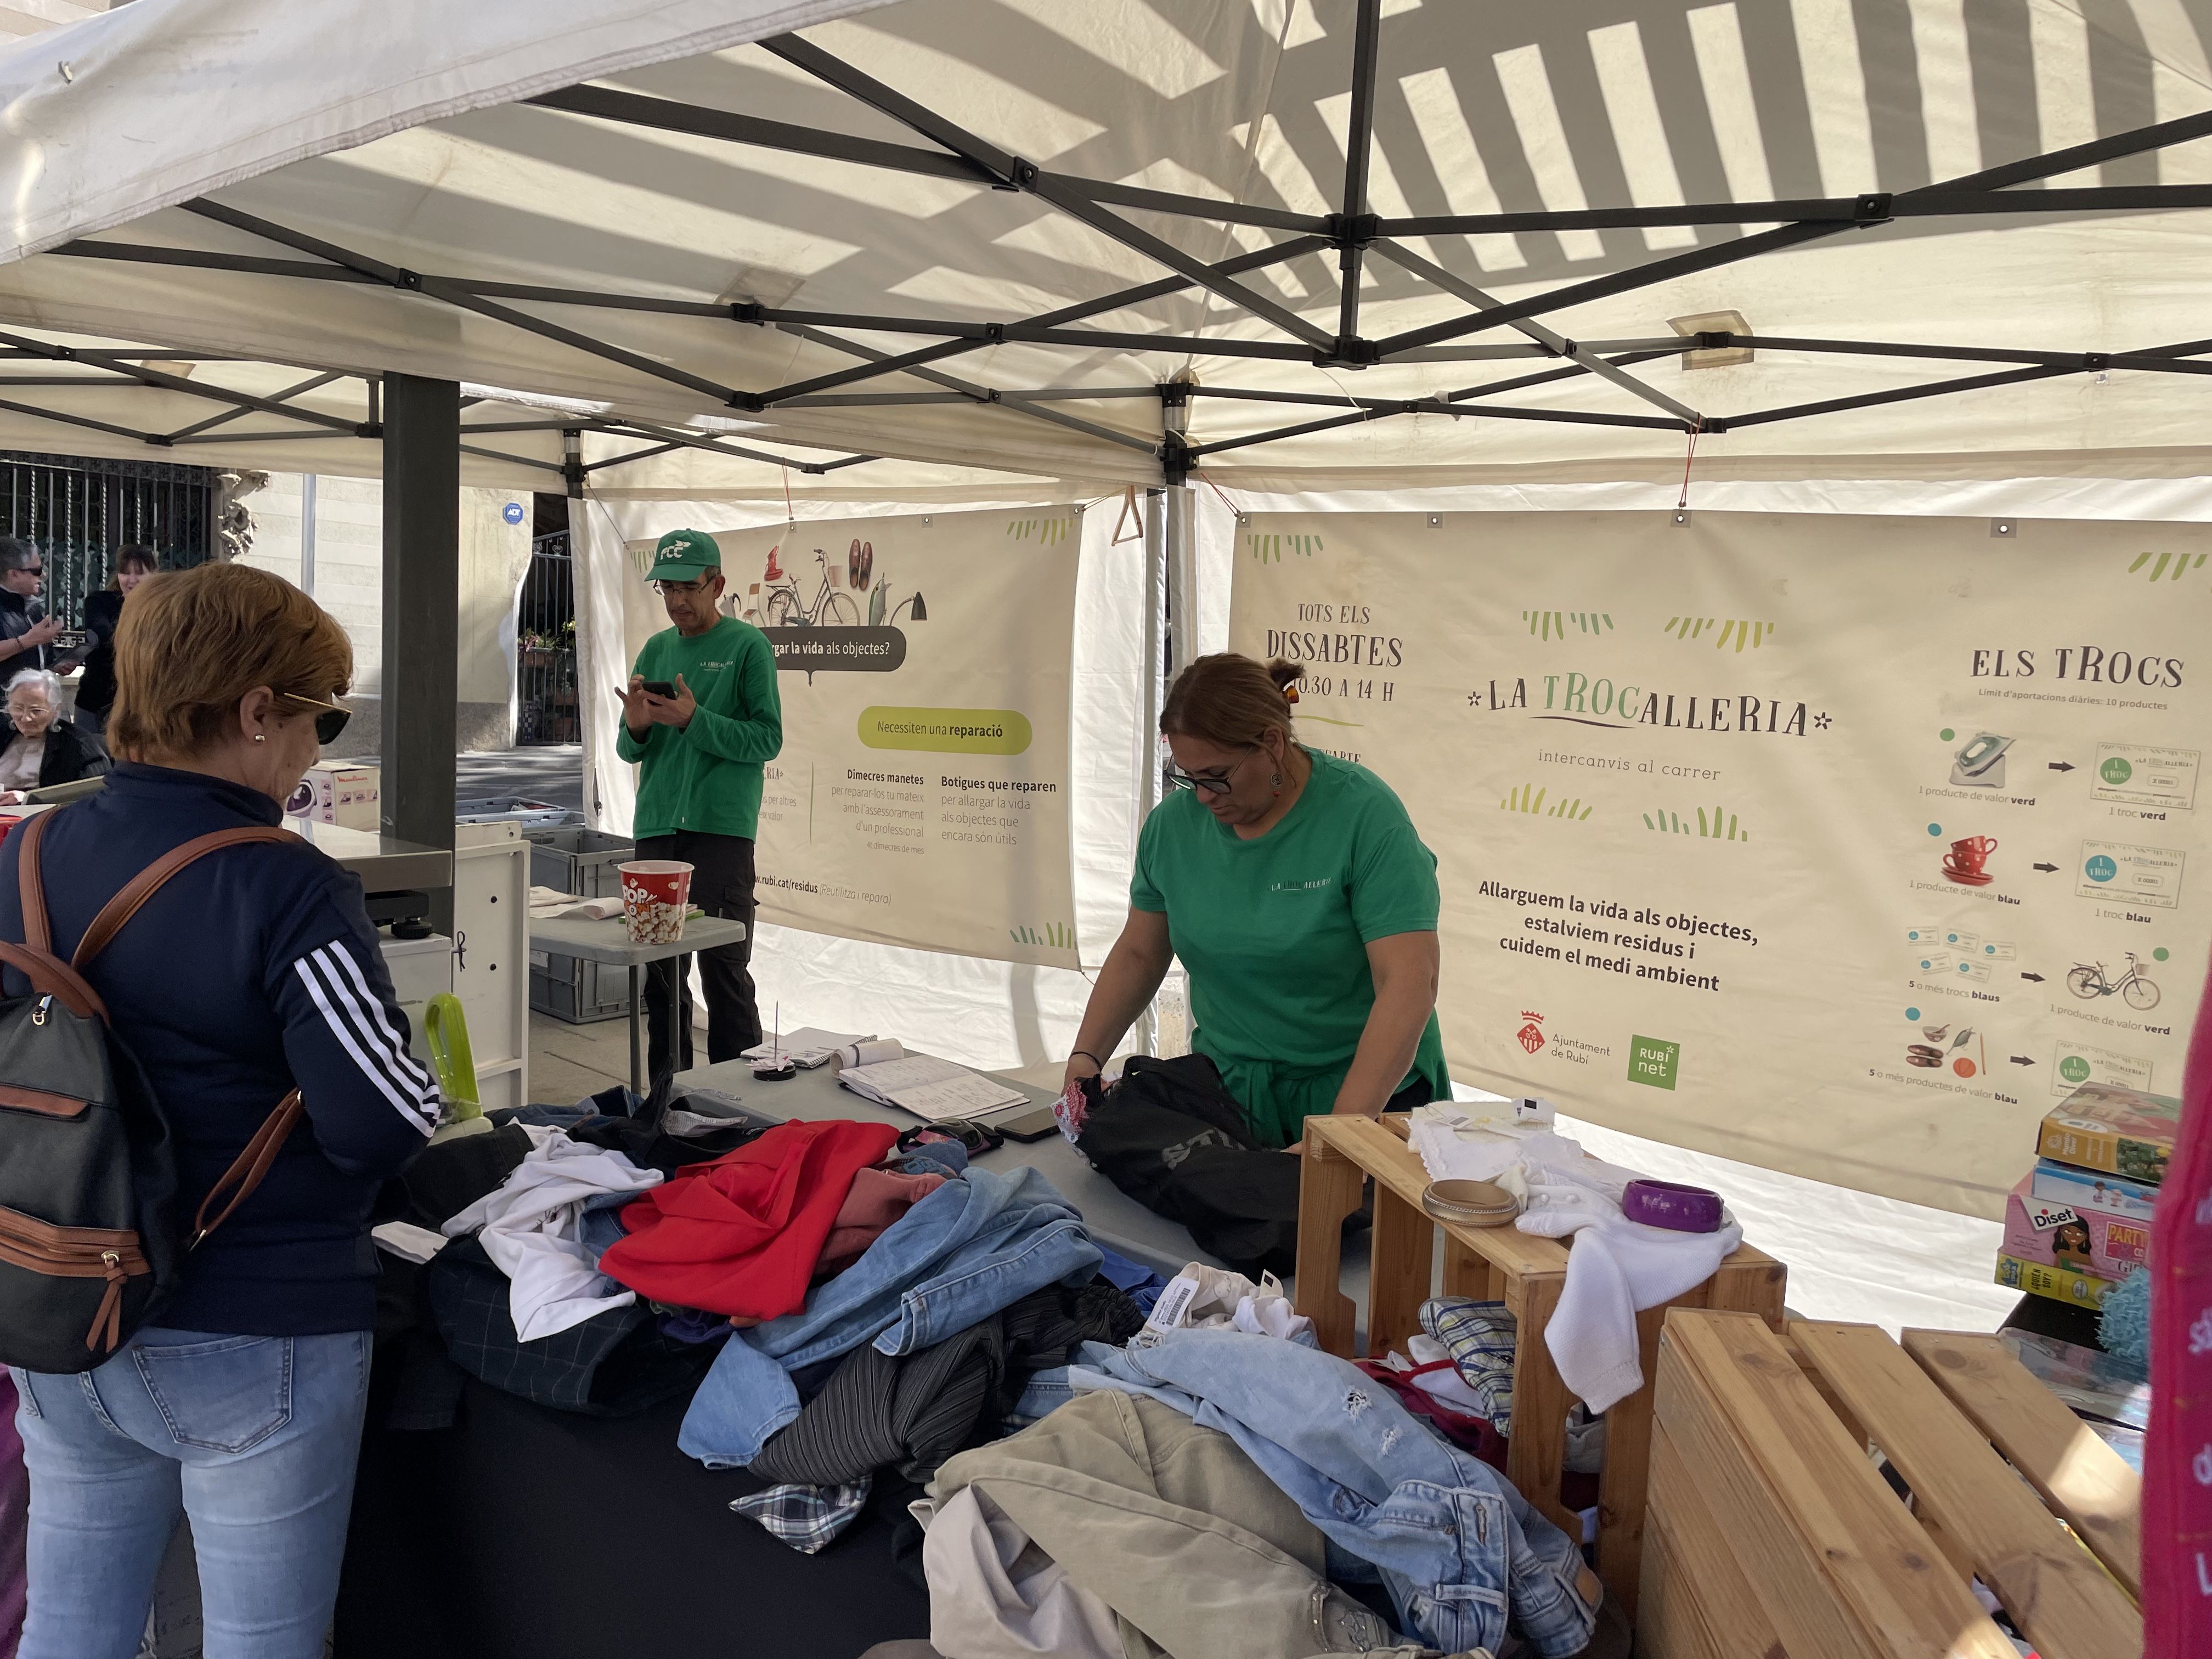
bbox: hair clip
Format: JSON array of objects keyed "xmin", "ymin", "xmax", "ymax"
[{"xmin": 1282, "ymin": 682, "xmax": 1300, "ymax": 704}]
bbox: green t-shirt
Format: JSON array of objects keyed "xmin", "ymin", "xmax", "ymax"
[
  {"xmin": 1130, "ymin": 749, "xmax": 1450, "ymax": 1147},
  {"xmin": 617, "ymin": 618, "xmax": 782, "ymax": 840}
]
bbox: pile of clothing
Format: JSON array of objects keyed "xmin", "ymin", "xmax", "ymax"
[
  {"xmin": 910, "ymin": 1321, "xmax": 1607, "ymax": 1659},
  {"xmin": 381, "ymin": 1088, "xmax": 1628, "ymax": 1657},
  {"xmin": 384, "ymin": 1086, "xmax": 1156, "ymax": 1554}
]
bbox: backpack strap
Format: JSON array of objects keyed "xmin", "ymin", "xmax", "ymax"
[
  {"xmin": 71, "ymin": 824, "xmax": 313, "ymax": 1245},
  {"xmin": 4, "ymin": 815, "xmax": 107, "ymax": 1020},
  {"xmin": 190, "ymin": 1088, "xmax": 306, "ymax": 1249},
  {"xmin": 73, "ymin": 825, "xmax": 302, "ymax": 968},
  {"xmin": 18, "ymin": 810, "xmax": 53, "ymax": 955},
  {"xmin": 16, "ymin": 815, "xmax": 315, "ymax": 1245}
]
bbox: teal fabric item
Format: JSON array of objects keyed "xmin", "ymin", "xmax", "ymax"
[{"xmin": 2098, "ymin": 1265, "xmax": 2152, "ymax": 1366}]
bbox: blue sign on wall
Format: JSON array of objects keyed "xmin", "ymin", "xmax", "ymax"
[{"xmin": 503, "ymin": 501, "xmax": 526, "ymax": 524}]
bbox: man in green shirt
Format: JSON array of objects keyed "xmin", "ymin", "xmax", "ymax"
[{"xmin": 614, "ymin": 528, "xmax": 782, "ymax": 1075}]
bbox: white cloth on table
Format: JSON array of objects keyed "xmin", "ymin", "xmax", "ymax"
[
  {"xmin": 1516, "ymin": 1176, "xmax": 1740, "ymax": 1415},
  {"xmin": 440, "ymin": 1124, "xmax": 662, "ymax": 1340},
  {"xmin": 1406, "ymin": 1107, "xmax": 1740, "ymax": 1415}
]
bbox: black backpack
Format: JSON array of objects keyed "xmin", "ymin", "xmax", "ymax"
[
  {"xmin": 0, "ymin": 811, "xmax": 303, "ymax": 1374},
  {"xmin": 1074, "ymin": 1052, "xmax": 1310, "ymax": 1277}
]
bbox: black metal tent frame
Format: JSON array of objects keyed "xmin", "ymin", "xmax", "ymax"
[{"xmin": 17, "ymin": 3, "xmax": 2212, "ymax": 489}]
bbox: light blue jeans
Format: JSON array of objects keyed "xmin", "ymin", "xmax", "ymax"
[
  {"xmin": 679, "ymin": 1159, "xmax": 1101, "ymax": 1466},
  {"xmin": 10, "ymin": 1327, "xmax": 372, "ymax": 1659},
  {"xmin": 1074, "ymin": 1327, "xmax": 1596, "ymax": 1658}
]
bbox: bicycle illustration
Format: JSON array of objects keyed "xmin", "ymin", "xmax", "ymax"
[
  {"xmin": 755, "ymin": 545, "xmax": 860, "ymax": 627},
  {"xmin": 2067, "ymin": 953, "xmax": 2162, "ymax": 1011},
  {"xmin": 747, "ymin": 538, "xmax": 926, "ymax": 628}
]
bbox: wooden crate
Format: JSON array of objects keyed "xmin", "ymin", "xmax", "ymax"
[
  {"xmin": 1642, "ymin": 1310, "xmax": 2143, "ymax": 1659},
  {"xmin": 1293, "ymin": 1115, "xmax": 1786, "ymax": 1617}
]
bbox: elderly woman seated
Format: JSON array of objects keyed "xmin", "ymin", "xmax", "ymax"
[{"xmin": 0, "ymin": 668, "xmax": 109, "ymax": 803}]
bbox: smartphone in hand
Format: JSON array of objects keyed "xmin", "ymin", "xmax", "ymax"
[{"xmin": 639, "ymin": 680, "xmax": 676, "ymax": 698}]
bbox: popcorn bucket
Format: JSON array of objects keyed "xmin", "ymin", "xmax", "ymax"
[{"xmin": 616, "ymin": 860, "xmax": 692, "ymax": 945}]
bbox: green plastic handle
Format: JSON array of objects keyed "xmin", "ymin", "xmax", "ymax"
[{"xmin": 422, "ymin": 993, "xmax": 481, "ymax": 1117}]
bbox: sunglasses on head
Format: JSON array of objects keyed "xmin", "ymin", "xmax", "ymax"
[{"xmin": 278, "ymin": 691, "xmax": 351, "ymax": 745}]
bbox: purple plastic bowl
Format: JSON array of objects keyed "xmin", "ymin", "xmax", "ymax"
[{"xmin": 1622, "ymin": 1177, "xmax": 1724, "ymax": 1233}]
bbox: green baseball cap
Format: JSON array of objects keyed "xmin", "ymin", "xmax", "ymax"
[{"xmin": 646, "ymin": 528, "xmax": 722, "ymax": 582}]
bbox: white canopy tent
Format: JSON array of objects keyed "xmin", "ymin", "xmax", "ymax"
[{"xmin": 1, "ymin": 0, "xmax": 2204, "ymax": 1330}]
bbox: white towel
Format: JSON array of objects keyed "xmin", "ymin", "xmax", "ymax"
[
  {"xmin": 1515, "ymin": 1179, "xmax": 1740, "ymax": 1414},
  {"xmin": 441, "ymin": 1125, "xmax": 663, "ymax": 1341}
]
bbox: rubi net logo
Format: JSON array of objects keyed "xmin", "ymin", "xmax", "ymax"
[{"xmin": 1516, "ymin": 1011, "xmax": 1546, "ymax": 1056}]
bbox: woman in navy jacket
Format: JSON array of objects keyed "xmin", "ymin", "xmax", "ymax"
[{"xmin": 2, "ymin": 562, "xmax": 438, "ymax": 1659}]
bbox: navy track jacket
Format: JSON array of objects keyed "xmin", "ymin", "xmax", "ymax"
[{"xmin": 0, "ymin": 764, "xmax": 439, "ymax": 1335}]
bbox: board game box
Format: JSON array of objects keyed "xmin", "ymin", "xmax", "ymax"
[
  {"xmin": 2035, "ymin": 1081, "xmax": 2180, "ymax": 1183},
  {"xmin": 2029, "ymin": 1157, "xmax": 2157, "ymax": 1224},
  {"xmin": 2001, "ymin": 1173, "xmax": 2151, "ymax": 1282}
]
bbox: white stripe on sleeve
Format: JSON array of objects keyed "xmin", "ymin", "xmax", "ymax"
[
  {"xmin": 293, "ymin": 951, "xmax": 437, "ymax": 1136},
  {"xmin": 319, "ymin": 941, "xmax": 437, "ymax": 1092}
]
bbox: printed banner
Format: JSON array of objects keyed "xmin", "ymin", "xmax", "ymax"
[
  {"xmin": 706, "ymin": 508, "xmax": 1080, "ymax": 967},
  {"xmin": 1229, "ymin": 511, "xmax": 2212, "ymax": 1216}
]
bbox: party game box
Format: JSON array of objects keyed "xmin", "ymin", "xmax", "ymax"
[{"xmin": 2001, "ymin": 1173, "xmax": 2151, "ymax": 1283}]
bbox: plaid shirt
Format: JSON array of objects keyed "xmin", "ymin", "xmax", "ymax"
[
  {"xmin": 729, "ymin": 1478, "xmax": 872, "ymax": 1554},
  {"xmin": 1420, "ymin": 1296, "xmax": 1516, "ymax": 1434}
]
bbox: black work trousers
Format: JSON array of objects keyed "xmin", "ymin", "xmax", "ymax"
[{"xmin": 634, "ymin": 831, "xmax": 760, "ymax": 1080}]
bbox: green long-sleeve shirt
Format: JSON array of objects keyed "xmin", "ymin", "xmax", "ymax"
[{"xmin": 617, "ymin": 618, "xmax": 782, "ymax": 839}]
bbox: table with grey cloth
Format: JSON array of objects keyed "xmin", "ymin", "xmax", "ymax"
[{"xmin": 673, "ymin": 1054, "xmax": 1372, "ymax": 1300}]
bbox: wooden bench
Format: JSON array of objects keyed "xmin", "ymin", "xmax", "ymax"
[
  {"xmin": 1292, "ymin": 1114, "xmax": 1786, "ymax": 1616},
  {"xmin": 1643, "ymin": 1310, "xmax": 2141, "ymax": 1659}
]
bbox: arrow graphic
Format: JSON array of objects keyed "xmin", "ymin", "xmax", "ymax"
[
  {"xmin": 2049, "ymin": 761, "xmax": 2075, "ymax": 773},
  {"xmin": 2021, "ymin": 972, "xmax": 2045, "ymax": 983},
  {"xmin": 2010, "ymin": 1056, "xmax": 2036, "ymax": 1065},
  {"xmin": 2032, "ymin": 862, "xmax": 2059, "ymax": 872}
]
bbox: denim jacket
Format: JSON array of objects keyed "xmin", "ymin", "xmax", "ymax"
[
  {"xmin": 678, "ymin": 1161, "xmax": 1101, "ymax": 1466},
  {"xmin": 1072, "ymin": 1327, "xmax": 1595, "ymax": 1658}
]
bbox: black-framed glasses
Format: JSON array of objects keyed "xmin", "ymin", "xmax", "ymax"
[
  {"xmin": 1166, "ymin": 751, "xmax": 1253, "ymax": 796},
  {"xmin": 12, "ymin": 565, "xmax": 42, "ymax": 579},
  {"xmin": 653, "ymin": 575, "xmax": 712, "ymax": 595},
  {"xmin": 280, "ymin": 691, "xmax": 352, "ymax": 745}
]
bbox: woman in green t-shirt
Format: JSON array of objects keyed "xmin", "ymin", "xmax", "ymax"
[{"xmin": 1064, "ymin": 653, "xmax": 1451, "ymax": 1149}]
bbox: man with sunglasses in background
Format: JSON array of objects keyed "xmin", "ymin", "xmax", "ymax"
[
  {"xmin": 614, "ymin": 528, "xmax": 782, "ymax": 1076},
  {"xmin": 0, "ymin": 536, "xmax": 62, "ymax": 690}
]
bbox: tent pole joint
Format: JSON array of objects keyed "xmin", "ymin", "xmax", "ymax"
[
  {"xmin": 1325, "ymin": 337, "xmax": 1381, "ymax": 368},
  {"xmin": 1160, "ymin": 433, "xmax": 1193, "ymax": 488},
  {"xmin": 1327, "ymin": 212, "xmax": 1379, "ymax": 247},
  {"xmin": 1854, "ymin": 193, "xmax": 1894, "ymax": 225}
]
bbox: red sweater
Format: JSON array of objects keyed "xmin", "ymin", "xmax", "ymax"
[{"xmin": 600, "ymin": 1119, "xmax": 899, "ymax": 1321}]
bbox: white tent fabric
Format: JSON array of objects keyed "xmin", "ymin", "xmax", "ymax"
[
  {"xmin": 0, "ymin": 0, "xmax": 2201, "ymax": 1331},
  {"xmin": 1, "ymin": 1, "xmax": 2211, "ymax": 484}
]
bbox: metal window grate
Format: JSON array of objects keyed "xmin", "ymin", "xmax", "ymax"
[
  {"xmin": 516, "ymin": 528, "xmax": 576, "ymax": 744},
  {"xmin": 0, "ymin": 451, "xmax": 219, "ymax": 629}
]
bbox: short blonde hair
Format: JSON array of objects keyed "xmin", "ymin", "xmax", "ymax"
[{"xmin": 108, "ymin": 563, "xmax": 351, "ymax": 761}]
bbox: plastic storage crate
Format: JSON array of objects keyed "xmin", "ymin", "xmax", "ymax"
[
  {"xmin": 456, "ymin": 796, "xmax": 585, "ymax": 827},
  {"xmin": 525, "ymin": 826, "xmax": 633, "ymax": 1024}
]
